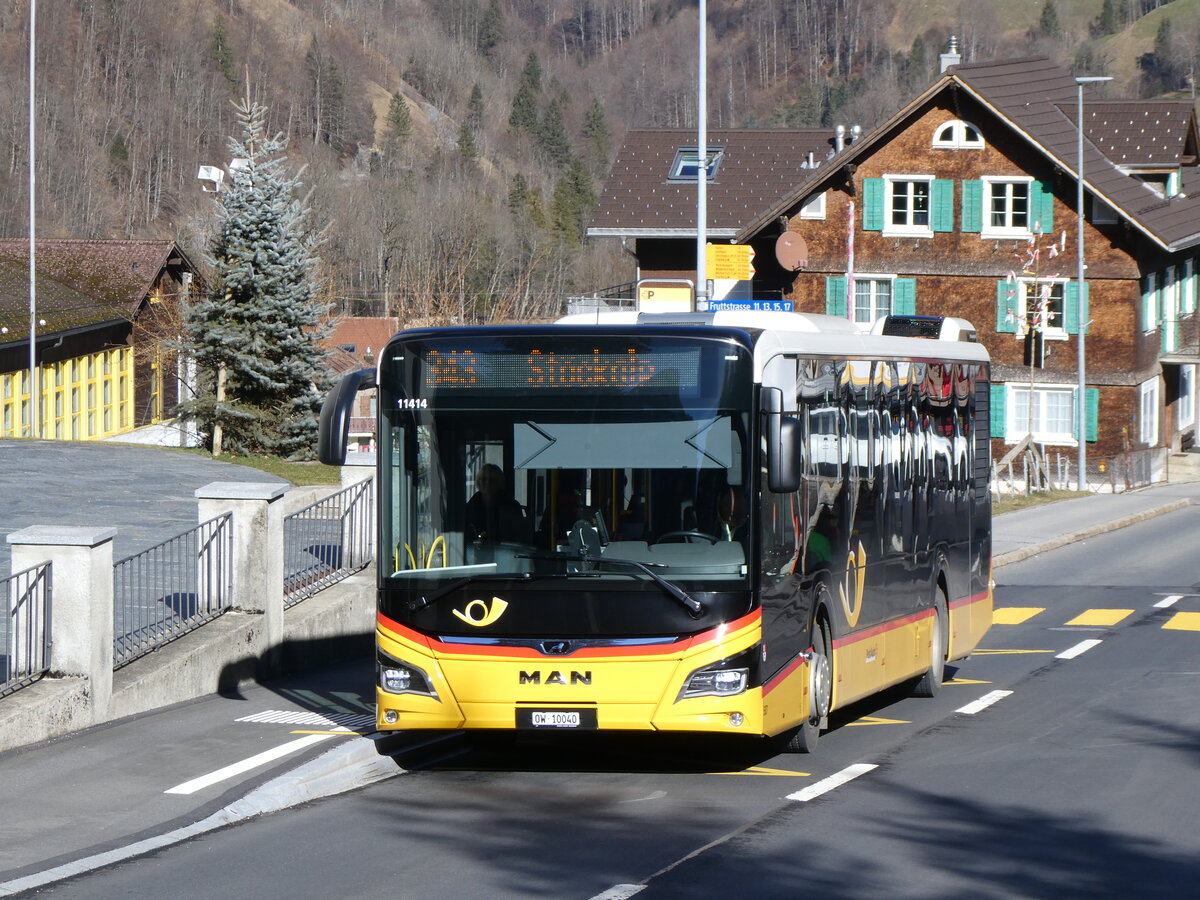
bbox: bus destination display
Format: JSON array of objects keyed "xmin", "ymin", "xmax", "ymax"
[{"xmin": 420, "ymin": 347, "xmax": 702, "ymax": 394}]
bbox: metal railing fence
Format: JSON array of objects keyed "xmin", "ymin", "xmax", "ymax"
[
  {"xmin": 284, "ymin": 477, "xmax": 374, "ymax": 608},
  {"xmin": 1, "ymin": 562, "xmax": 52, "ymax": 697},
  {"xmin": 112, "ymin": 512, "xmax": 233, "ymax": 669}
]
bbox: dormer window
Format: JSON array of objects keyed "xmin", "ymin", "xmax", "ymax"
[
  {"xmin": 933, "ymin": 120, "xmax": 984, "ymax": 149},
  {"xmin": 669, "ymin": 147, "xmax": 724, "ymax": 181}
]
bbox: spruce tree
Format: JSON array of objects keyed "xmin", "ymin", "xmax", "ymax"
[
  {"xmin": 550, "ymin": 156, "xmax": 597, "ymax": 246},
  {"xmin": 1038, "ymin": 1, "xmax": 1062, "ymax": 39},
  {"xmin": 538, "ymin": 97, "xmax": 572, "ymax": 169},
  {"xmin": 180, "ymin": 98, "xmax": 329, "ymax": 459},
  {"xmin": 581, "ymin": 98, "xmax": 612, "ymax": 174},
  {"xmin": 509, "ymin": 52, "xmax": 542, "ymax": 133},
  {"xmin": 384, "ymin": 91, "xmax": 412, "ymax": 147},
  {"xmin": 477, "ymin": 0, "xmax": 504, "ymax": 60}
]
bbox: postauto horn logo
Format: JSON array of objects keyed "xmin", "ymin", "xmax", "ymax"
[{"xmin": 452, "ymin": 596, "xmax": 509, "ymax": 627}]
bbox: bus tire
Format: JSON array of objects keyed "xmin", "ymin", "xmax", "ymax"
[
  {"xmin": 787, "ymin": 613, "xmax": 832, "ymax": 753},
  {"xmin": 912, "ymin": 586, "xmax": 947, "ymax": 698}
]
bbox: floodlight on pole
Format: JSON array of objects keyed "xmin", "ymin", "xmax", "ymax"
[{"xmin": 1074, "ymin": 75, "xmax": 1112, "ymax": 492}]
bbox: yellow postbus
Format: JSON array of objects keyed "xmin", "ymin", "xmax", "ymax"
[{"xmin": 318, "ymin": 310, "xmax": 992, "ymax": 752}]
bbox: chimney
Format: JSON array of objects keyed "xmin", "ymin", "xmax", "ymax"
[
  {"xmin": 834, "ymin": 124, "xmax": 846, "ymax": 153},
  {"xmin": 939, "ymin": 36, "xmax": 961, "ymax": 74}
]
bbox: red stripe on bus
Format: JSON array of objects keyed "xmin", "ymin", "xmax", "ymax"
[
  {"xmin": 833, "ymin": 607, "xmax": 932, "ymax": 649},
  {"xmin": 377, "ymin": 608, "xmax": 763, "ymax": 660},
  {"xmin": 949, "ymin": 589, "xmax": 989, "ymax": 610},
  {"xmin": 763, "ymin": 653, "xmax": 807, "ymax": 696}
]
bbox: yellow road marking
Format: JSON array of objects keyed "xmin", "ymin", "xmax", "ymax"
[
  {"xmin": 945, "ymin": 677, "xmax": 992, "ymax": 685},
  {"xmin": 971, "ymin": 648, "xmax": 1056, "ymax": 655},
  {"xmin": 993, "ymin": 607, "xmax": 1044, "ymax": 625},
  {"xmin": 846, "ymin": 716, "xmax": 910, "ymax": 727},
  {"xmin": 289, "ymin": 729, "xmax": 362, "ymax": 736},
  {"xmin": 712, "ymin": 766, "xmax": 810, "ymax": 777},
  {"xmin": 1066, "ymin": 608, "xmax": 1134, "ymax": 627},
  {"xmin": 1163, "ymin": 611, "xmax": 1200, "ymax": 632}
]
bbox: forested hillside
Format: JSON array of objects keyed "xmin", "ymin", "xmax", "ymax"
[{"xmin": 0, "ymin": 0, "xmax": 1194, "ymax": 323}]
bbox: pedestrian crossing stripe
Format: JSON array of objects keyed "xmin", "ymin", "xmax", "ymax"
[
  {"xmin": 1163, "ymin": 612, "xmax": 1200, "ymax": 632},
  {"xmin": 236, "ymin": 709, "xmax": 376, "ymax": 731}
]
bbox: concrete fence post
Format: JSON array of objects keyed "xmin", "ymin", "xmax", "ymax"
[
  {"xmin": 195, "ymin": 482, "xmax": 287, "ymax": 659},
  {"xmin": 8, "ymin": 526, "xmax": 116, "ymax": 720}
]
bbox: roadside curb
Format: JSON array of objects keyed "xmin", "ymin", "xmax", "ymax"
[{"xmin": 993, "ymin": 497, "xmax": 1193, "ymax": 568}]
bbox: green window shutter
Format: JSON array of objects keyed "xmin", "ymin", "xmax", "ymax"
[
  {"xmin": 863, "ymin": 179, "xmax": 884, "ymax": 231},
  {"xmin": 990, "ymin": 384, "xmax": 1007, "ymax": 438},
  {"xmin": 996, "ymin": 280, "xmax": 1018, "ymax": 333},
  {"xmin": 962, "ymin": 180, "xmax": 983, "ymax": 233},
  {"xmin": 931, "ymin": 180, "xmax": 954, "ymax": 232},
  {"xmin": 1032, "ymin": 180, "xmax": 1054, "ymax": 233},
  {"xmin": 893, "ymin": 277, "xmax": 916, "ymax": 315},
  {"xmin": 1085, "ymin": 388, "xmax": 1099, "ymax": 442},
  {"xmin": 1064, "ymin": 281, "xmax": 1089, "ymax": 335},
  {"xmin": 826, "ymin": 276, "xmax": 848, "ymax": 317}
]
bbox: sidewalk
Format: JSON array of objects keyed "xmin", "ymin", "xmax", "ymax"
[{"xmin": 992, "ymin": 479, "xmax": 1200, "ymax": 567}]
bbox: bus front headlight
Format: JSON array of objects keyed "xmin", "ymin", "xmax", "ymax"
[
  {"xmin": 378, "ymin": 652, "xmax": 439, "ymax": 699},
  {"xmin": 677, "ymin": 645, "xmax": 760, "ymax": 701}
]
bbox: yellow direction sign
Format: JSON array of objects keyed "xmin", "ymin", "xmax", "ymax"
[{"xmin": 706, "ymin": 243, "xmax": 755, "ymax": 280}]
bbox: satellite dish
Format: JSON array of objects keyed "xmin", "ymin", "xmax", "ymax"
[{"xmin": 775, "ymin": 232, "xmax": 808, "ymax": 271}]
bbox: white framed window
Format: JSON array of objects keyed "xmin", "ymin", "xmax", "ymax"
[
  {"xmin": 1016, "ymin": 279, "xmax": 1068, "ymax": 339},
  {"xmin": 669, "ymin": 147, "xmax": 724, "ymax": 181},
  {"xmin": 1008, "ymin": 384, "xmax": 1078, "ymax": 445},
  {"xmin": 982, "ymin": 176, "xmax": 1032, "ymax": 238},
  {"xmin": 1142, "ymin": 272, "xmax": 1159, "ymax": 334},
  {"xmin": 1139, "ymin": 378, "xmax": 1159, "ymax": 446},
  {"xmin": 853, "ymin": 277, "xmax": 893, "ymax": 325},
  {"xmin": 884, "ymin": 175, "xmax": 933, "ymax": 236},
  {"xmin": 1183, "ymin": 259, "xmax": 1197, "ymax": 316},
  {"xmin": 800, "ymin": 192, "xmax": 826, "ymax": 220},
  {"xmin": 933, "ymin": 120, "xmax": 984, "ymax": 149},
  {"xmin": 1179, "ymin": 365, "xmax": 1196, "ymax": 430}
]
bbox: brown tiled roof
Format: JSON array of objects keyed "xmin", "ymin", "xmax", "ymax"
[
  {"xmin": 325, "ymin": 317, "xmax": 398, "ymax": 365},
  {"xmin": 0, "ymin": 239, "xmax": 190, "ymax": 344},
  {"xmin": 737, "ymin": 57, "xmax": 1200, "ymax": 252},
  {"xmin": 1078, "ymin": 101, "xmax": 1197, "ymax": 167},
  {"xmin": 589, "ymin": 129, "xmax": 836, "ymax": 237}
]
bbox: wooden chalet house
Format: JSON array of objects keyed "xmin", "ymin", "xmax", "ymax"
[
  {"xmin": 0, "ymin": 239, "xmax": 199, "ymax": 441},
  {"xmin": 589, "ymin": 55, "xmax": 1200, "ymax": 472}
]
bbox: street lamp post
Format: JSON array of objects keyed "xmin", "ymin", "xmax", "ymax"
[{"xmin": 1075, "ymin": 75, "xmax": 1112, "ymax": 492}]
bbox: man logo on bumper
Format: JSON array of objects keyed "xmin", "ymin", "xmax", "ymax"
[
  {"xmin": 520, "ymin": 671, "xmax": 593, "ymax": 685},
  {"xmin": 452, "ymin": 596, "xmax": 508, "ymax": 627}
]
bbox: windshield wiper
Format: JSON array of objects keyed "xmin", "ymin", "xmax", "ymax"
[{"xmin": 516, "ymin": 551, "xmax": 703, "ymax": 617}]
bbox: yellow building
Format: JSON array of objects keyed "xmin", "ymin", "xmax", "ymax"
[{"xmin": 0, "ymin": 240, "xmax": 198, "ymax": 441}]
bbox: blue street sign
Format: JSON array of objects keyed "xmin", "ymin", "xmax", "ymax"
[{"xmin": 708, "ymin": 300, "xmax": 794, "ymax": 312}]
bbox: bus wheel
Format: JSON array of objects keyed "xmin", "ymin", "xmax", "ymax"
[
  {"xmin": 912, "ymin": 588, "xmax": 947, "ymax": 698},
  {"xmin": 787, "ymin": 615, "xmax": 832, "ymax": 753}
]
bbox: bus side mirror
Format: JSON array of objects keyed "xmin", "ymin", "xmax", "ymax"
[
  {"xmin": 318, "ymin": 368, "xmax": 376, "ymax": 465},
  {"xmin": 762, "ymin": 386, "xmax": 801, "ymax": 493}
]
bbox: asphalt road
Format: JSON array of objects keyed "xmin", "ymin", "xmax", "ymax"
[{"xmin": 6, "ymin": 503, "xmax": 1198, "ymax": 898}]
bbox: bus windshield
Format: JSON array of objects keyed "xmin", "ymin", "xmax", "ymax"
[{"xmin": 378, "ymin": 332, "xmax": 754, "ymax": 595}]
